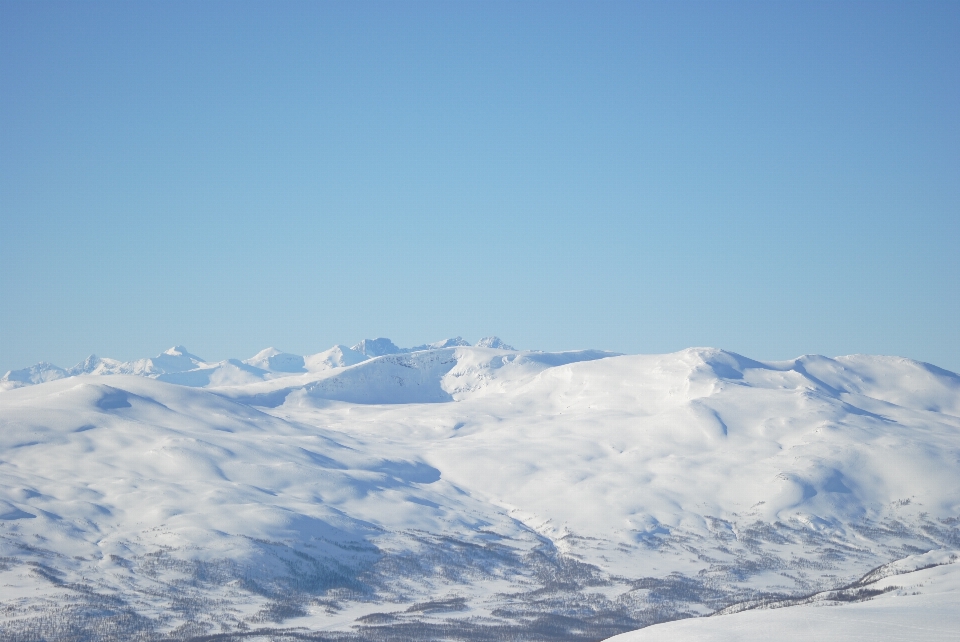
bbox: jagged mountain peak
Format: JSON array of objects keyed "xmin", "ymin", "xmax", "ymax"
[
  {"xmin": 73, "ymin": 354, "xmax": 101, "ymax": 370},
  {"xmin": 351, "ymin": 337, "xmax": 402, "ymax": 357},
  {"xmin": 475, "ymin": 336, "xmax": 515, "ymax": 350}
]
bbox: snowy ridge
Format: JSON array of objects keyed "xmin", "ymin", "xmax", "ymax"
[
  {"xmin": 0, "ymin": 341, "xmax": 958, "ymax": 641},
  {"xmin": 0, "ymin": 336, "xmax": 516, "ymax": 392}
]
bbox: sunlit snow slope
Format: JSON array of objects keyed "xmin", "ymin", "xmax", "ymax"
[
  {"xmin": 0, "ymin": 339, "xmax": 958, "ymax": 641},
  {"xmin": 605, "ymin": 551, "xmax": 960, "ymax": 642}
]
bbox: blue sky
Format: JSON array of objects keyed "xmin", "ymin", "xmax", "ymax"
[{"xmin": 1, "ymin": 1, "xmax": 958, "ymax": 373}]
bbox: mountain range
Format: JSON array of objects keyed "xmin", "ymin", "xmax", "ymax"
[
  {"xmin": 0, "ymin": 338, "xmax": 958, "ymax": 641},
  {"xmin": 0, "ymin": 337, "xmax": 516, "ymax": 391}
]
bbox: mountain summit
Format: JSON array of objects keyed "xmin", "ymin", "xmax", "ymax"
[{"xmin": 350, "ymin": 337, "xmax": 402, "ymax": 357}]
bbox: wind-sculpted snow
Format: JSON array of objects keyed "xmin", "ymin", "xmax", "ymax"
[{"xmin": 0, "ymin": 344, "xmax": 958, "ymax": 641}]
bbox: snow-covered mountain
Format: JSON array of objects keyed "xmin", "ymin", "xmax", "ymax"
[
  {"xmin": 0, "ymin": 336, "xmax": 512, "ymax": 392},
  {"xmin": 0, "ymin": 340, "xmax": 958, "ymax": 641},
  {"xmin": 1, "ymin": 345, "xmax": 209, "ymax": 390},
  {"xmin": 243, "ymin": 347, "xmax": 307, "ymax": 373}
]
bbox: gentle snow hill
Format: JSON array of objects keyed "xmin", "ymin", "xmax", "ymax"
[
  {"xmin": 217, "ymin": 346, "xmax": 619, "ymax": 406},
  {"xmin": 303, "ymin": 344, "xmax": 369, "ymax": 371},
  {"xmin": 604, "ymin": 551, "xmax": 960, "ymax": 642},
  {"xmin": 243, "ymin": 347, "xmax": 306, "ymax": 373},
  {"xmin": 0, "ymin": 343, "xmax": 958, "ymax": 640},
  {"xmin": 306, "ymin": 348, "xmax": 960, "ymax": 554}
]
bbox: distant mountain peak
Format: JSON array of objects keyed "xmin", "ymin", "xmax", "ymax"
[
  {"xmin": 428, "ymin": 337, "xmax": 470, "ymax": 349},
  {"xmin": 304, "ymin": 344, "xmax": 369, "ymax": 371},
  {"xmin": 249, "ymin": 347, "xmax": 282, "ymax": 359},
  {"xmin": 74, "ymin": 354, "xmax": 100, "ymax": 368},
  {"xmin": 0, "ymin": 362, "xmax": 68, "ymax": 388},
  {"xmin": 404, "ymin": 337, "xmax": 472, "ymax": 352},
  {"xmin": 476, "ymin": 336, "xmax": 515, "ymax": 350},
  {"xmin": 351, "ymin": 336, "xmax": 477, "ymax": 356},
  {"xmin": 351, "ymin": 338, "xmax": 402, "ymax": 357},
  {"xmin": 244, "ymin": 347, "xmax": 305, "ymax": 373},
  {"xmin": 164, "ymin": 345, "xmax": 193, "ymax": 357},
  {"xmin": 70, "ymin": 355, "xmax": 105, "ymax": 375}
]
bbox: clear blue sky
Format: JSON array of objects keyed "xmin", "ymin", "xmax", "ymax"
[{"xmin": 2, "ymin": 1, "xmax": 958, "ymax": 373}]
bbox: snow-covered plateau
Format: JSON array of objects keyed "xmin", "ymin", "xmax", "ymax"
[{"xmin": 0, "ymin": 338, "xmax": 958, "ymax": 641}]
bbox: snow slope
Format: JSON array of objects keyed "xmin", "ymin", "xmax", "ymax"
[
  {"xmin": 605, "ymin": 551, "xmax": 960, "ymax": 642},
  {"xmin": 0, "ymin": 341, "xmax": 958, "ymax": 641}
]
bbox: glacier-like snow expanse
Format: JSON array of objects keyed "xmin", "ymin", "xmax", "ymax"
[{"xmin": 0, "ymin": 338, "xmax": 958, "ymax": 641}]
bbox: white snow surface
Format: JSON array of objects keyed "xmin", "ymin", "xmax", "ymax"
[
  {"xmin": 605, "ymin": 551, "xmax": 960, "ymax": 642},
  {"xmin": 0, "ymin": 340, "xmax": 959, "ymax": 639}
]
